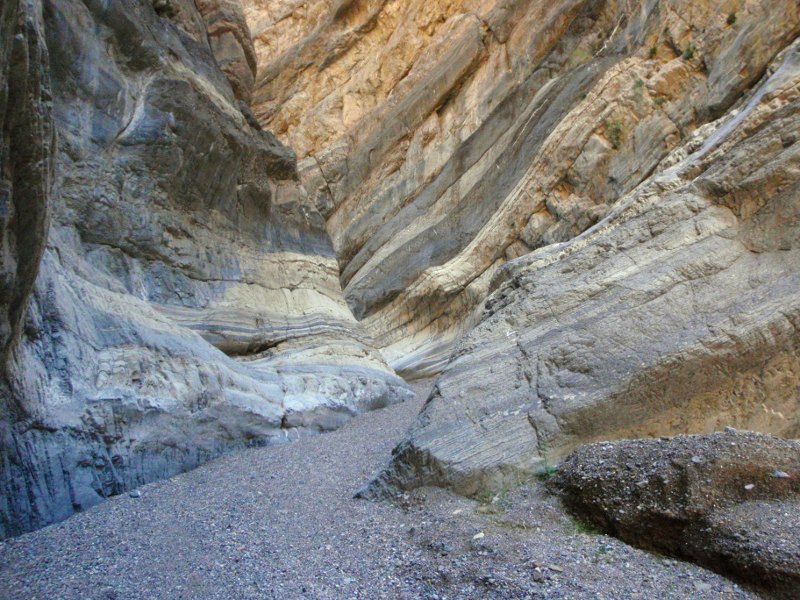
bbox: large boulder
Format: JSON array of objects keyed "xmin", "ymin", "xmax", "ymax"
[
  {"xmin": 553, "ymin": 430, "xmax": 800, "ymax": 597},
  {"xmin": 0, "ymin": 0, "xmax": 411, "ymax": 539}
]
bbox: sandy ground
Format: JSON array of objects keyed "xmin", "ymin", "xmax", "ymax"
[{"xmin": 0, "ymin": 380, "xmax": 761, "ymax": 599}]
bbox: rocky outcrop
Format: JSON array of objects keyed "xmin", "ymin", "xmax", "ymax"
[
  {"xmin": 247, "ymin": 0, "xmax": 800, "ymax": 377},
  {"xmin": 0, "ymin": 0, "xmax": 411, "ymax": 539},
  {"xmin": 197, "ymin": 0, "xmax": 258, "ymax": 103},
  {"xmin": 362, "ymin": 36, "xmax": 800, "ymax": 498},
  {"xmin": 553, "ymin": 430, "xmax": 800, "ymax": 597}
]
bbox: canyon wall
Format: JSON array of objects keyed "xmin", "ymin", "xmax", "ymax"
[
  {"xmin": 243, "ymin": 0, "xmax": 799, "ymax": 499},
  {"xmin": 2, "ymin": 0, "xmax": 799, "ymax": 537},
  {"xmin": 0, "ymin": 0, "xmax": 411, "ymax": 539},
  {"xmin": 248, "ymin": 0, "xmax": 799, "ymax": 378},
  {"xmin": 366, "ymin": 35, "xmax": 800, "ymax": 498}
]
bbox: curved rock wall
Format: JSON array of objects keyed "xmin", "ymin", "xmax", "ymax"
[
  {"xmin": 0, "ymin": 0, "xmax": 411, "ymax": 539},
  {"xmin": 366, "ymin": 38, "xmax": 800, "ymax": 498},
  {"xmin": 0, "ymin": 0, "xmax": 53, "ymax": 376},
  {"xmin": 247, "ymin": 0, "xmax": 800, "ymax": 377}
]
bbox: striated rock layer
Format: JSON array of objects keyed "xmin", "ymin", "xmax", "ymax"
[
  {"xmin": 0, "ymin": 0, "xmax": 411, "ymax": 539},
  {"xmin": 248, "ymin": 0, "xmax": 800, "ymax": 377},
  {"xmin": 364, "ymin": 36, "xmax": 800, "ymax": 498}
]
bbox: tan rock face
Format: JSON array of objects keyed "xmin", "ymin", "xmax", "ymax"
[
  {"xmin": 247, "ymin": 0, "xmax": 800, "ymax": 377},
  {"xmin": 363, "ymin": 38, "xmax": 800, "ymax": 499}
]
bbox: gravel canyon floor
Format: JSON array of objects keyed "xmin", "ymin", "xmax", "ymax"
[{"xmin": 0, "ymin": 381, "xmax": 761, "ymax": 600}]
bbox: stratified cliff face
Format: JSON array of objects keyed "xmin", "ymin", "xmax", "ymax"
[
  {"xmin": 0, "ymin": 0, "xmax": 411, "ymax": 539},
  {"xmin": 244, "ymin": 0, "xmax": 800, "ymax": 500},
  {"xmin": 248, "ymin": 0, "xmax": 799, "ymax": 377},
  {"xmin": 366, "ymin": 39, "xmax": 800, "ymax": 498}
]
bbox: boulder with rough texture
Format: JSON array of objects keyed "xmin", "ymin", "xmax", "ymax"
[
  {"xmin": 363, "ymin": 38, "xmax": 800, "ymax": 499},
  {"xmin": 0, "ymin": 0, "xmax": 411, "ymax": 539},
  {"xmin": 247, "ymin": 0, "xmax": 800, "ymax": 378},
  {"xmin": 553, "ymin": 430, "xmax": 800, "ymax": 598}
]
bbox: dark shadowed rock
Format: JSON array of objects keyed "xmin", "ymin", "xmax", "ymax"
[
  {"xmin": 553, "ymin": 430, "xmax": 800, "ymax": 597},
  {"xmin": 0, "ymin": 0, "xmax": 54, "ymax": 373}
]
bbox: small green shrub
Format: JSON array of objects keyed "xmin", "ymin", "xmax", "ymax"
[
  {"xmin": 606, "ymin": 120, "xmax": 624, "ymax": 149},
  {"xmin": 568, "ymin": 515, "xmax": 602, "ymax": 535},
  {"xmin": 536, "ymin": 464, "xmax": 559, "ymax": 482},
  {"xmin": 654, "ymin": 96, "xmax": 667, "ymax": 106},
  {"xmin": 726, "ymin": 12, "xmax": 737, "ymax": 25},
  {"xmin": 537, "ymin": 436, "xmax": 559, "ymax": 481},
  {"xmin": 682, "ymin": 43, "xmax": 695, "ymax": 60},
  {"xmin": 649, "ymin": 46, "xmax": 658, "ymax": 58}
]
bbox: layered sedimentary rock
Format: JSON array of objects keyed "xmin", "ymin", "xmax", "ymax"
[
  {"xmin": 0, "ymin": 0, "xmax": 411, "ymax": 539},
  {"xmin": 554, "ymin": 431, "xmax": 800, "ymax": 597},
  {"xmin": 364, "ymin": 37, "xmax": 800, "ymax": 498},
  {"xmin": 247, "ymin": 0, "xmax": 800, "ymax": 377}
]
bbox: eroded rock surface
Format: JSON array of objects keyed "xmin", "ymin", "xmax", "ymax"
[
  {"xmin": 247, "ymin": 0, "xmax": 800, "ymax": 377},
  {"xmin": 0, "ymin": 0, "xmax": 411, "ymax": 539},
  {"xmin": 364, "ymin": 38, "xmax": 800, "ymax": 498},
  {"xmin": 554, "ymin": 430, "xmax": 800, "ymax": 597},
  {"xmin": 0, "ymin": 0, "xmax": 53, "ymax": 374}
]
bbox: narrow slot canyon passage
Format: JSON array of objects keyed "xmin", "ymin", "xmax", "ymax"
[{"xmin": 2, "ymin": 0, "xmax": 799, "ymax": 596}]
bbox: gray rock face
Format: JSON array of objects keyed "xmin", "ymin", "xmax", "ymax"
[
  {"xmin": 553, "ymin": 431, "xmax": 800, "ymax": 598},
  {"xmin": 0, "ymin": 0, "xmax": 411, "ymax": 539},
  {"xmin": 196, "ymin": 0, "xmax": 258, "ymax": 103},
  {"xmin": 365, "ymin": 40, "xmax": 800, "ymax": 499}
]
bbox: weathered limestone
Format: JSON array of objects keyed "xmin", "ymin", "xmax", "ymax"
[
  {"xmin": 248, "ymin": 0, "xmax": 800, "ymax": 377},
  {"xmin": 0, "ymin": 0, "xmax": 411, "ymax": 539},
  {"xmin": 363, "ymin": 39, "xmax": 800, "ymax": 499}
]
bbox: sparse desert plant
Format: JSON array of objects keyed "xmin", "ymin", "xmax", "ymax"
[
  {"xmin": 682, "ymin": 43, "xmax": 695, "ymax": 60},
  {"xmin": 537, "ymin": 437, "xmax": 559, "ymax": 481},
  {"xmin": 606, "ymin": 120, "xmax": 624, "ymax": 149},
  {"xmin": 727, "ymin": 12, "xmax": 737, "ymax": 25},
  {"xmin": 537, "ymin": 464, "xmax": 559, "ymax": 481},
  {"xmin": 649, "ymin": 46, "xmax": 658, "ymax": 58},
  {"xmin": 568, "ymin": 515, "xmax": 602, "ymax": 535},
  {"xmin": 633, "ymin": 78, "xmax": 645, "ymax": 102}
]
